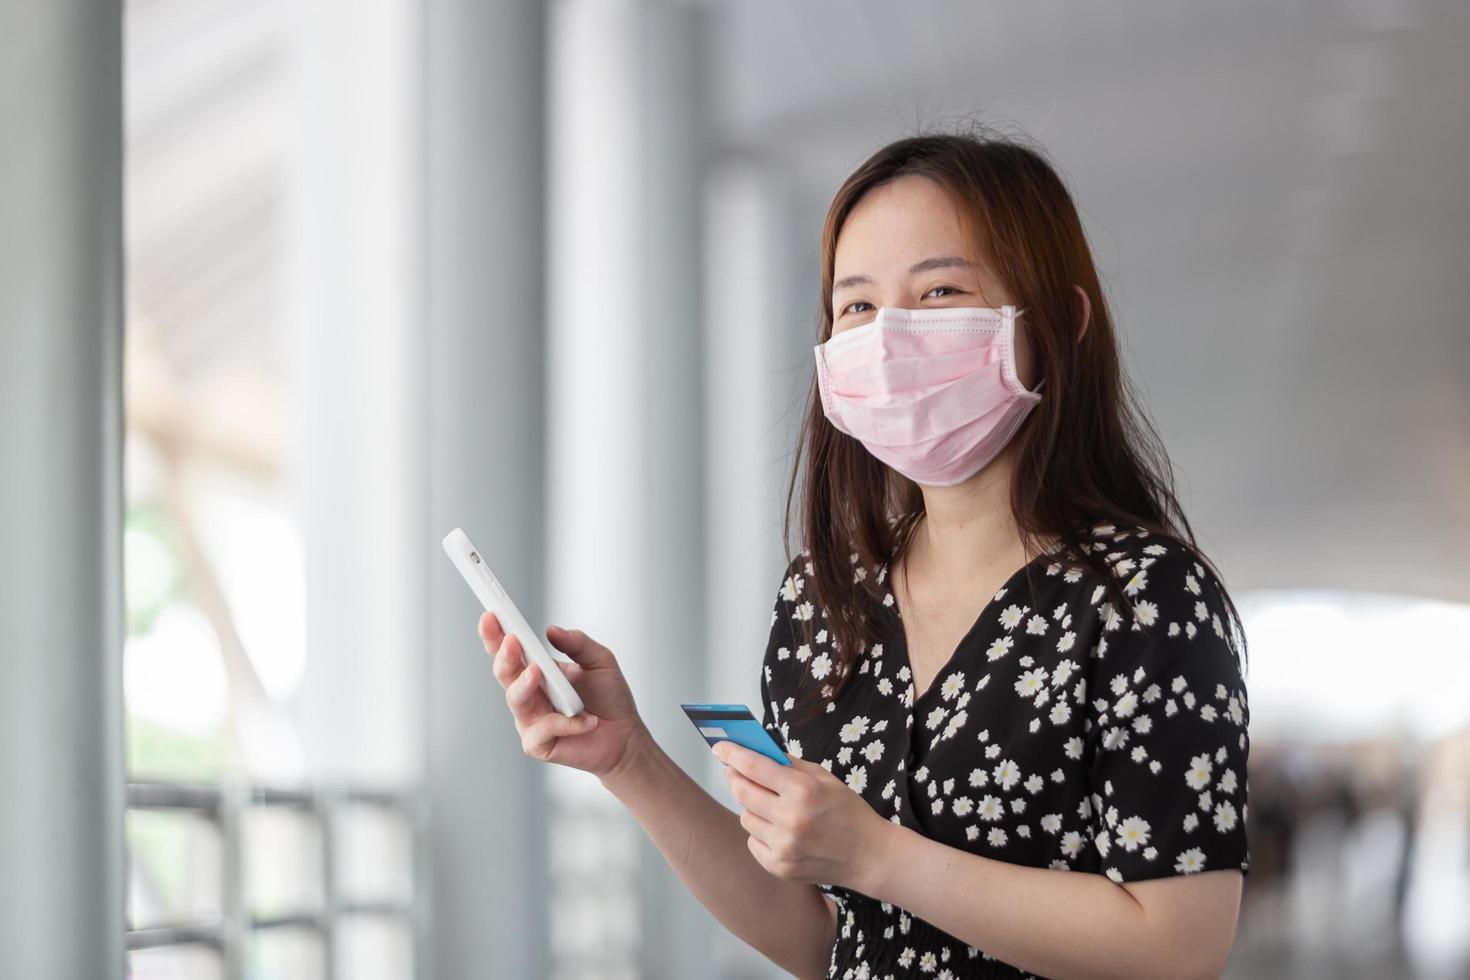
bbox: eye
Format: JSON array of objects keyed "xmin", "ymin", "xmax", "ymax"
[
  {"xmin": 924, "ymin": 285, "xmax": 961, "ymax": 299},
  {"xmin": 840, "ymin": 301, "xmax": 874, "ymax": 316}
]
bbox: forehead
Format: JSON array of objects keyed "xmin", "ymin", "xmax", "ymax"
[{"xmin": 833, "ymin": 175, "xmax": 976, "ymax": 273}]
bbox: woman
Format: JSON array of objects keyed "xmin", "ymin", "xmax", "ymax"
[{"xmin": 481, "ymin": 128, "xmax": 1251, "ymax": 980}]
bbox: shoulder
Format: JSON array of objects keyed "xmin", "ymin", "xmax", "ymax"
[
  {"xmin": 770, "ymin": 550, "xmax": 815, "ymax": 618},
  {"xmin": 1082, "ymin": 524, "xmax": 1246, "ymax": 687},
  {"xmin": 1075, "ymin": 523, "xmax": 1229, "ymax": 606}
]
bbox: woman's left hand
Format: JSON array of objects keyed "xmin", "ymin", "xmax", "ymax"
[{"xmin": 713, "ymin": 740, "xmax": 896, "ymax": 895}]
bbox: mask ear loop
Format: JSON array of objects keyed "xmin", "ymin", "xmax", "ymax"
[{"xmin": 1006, "ymin": 306, "xmax": 1046, "ymax": 396}]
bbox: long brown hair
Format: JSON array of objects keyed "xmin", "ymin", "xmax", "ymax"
[{"xmin": 781, "ymin": 124, "xmax": 1249, "ymax": 726}]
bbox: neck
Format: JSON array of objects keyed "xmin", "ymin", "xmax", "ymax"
[{"xmin": 911, "ymin": 444, "xmax": 1027, "ymax": 582}]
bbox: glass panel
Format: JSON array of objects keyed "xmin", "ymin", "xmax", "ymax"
[{"xmin": 127, "ymin": 809, "xmax": 223, "ymax": 931}]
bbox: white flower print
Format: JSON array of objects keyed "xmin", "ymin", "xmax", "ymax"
[
  {"xmin": 1115, "ymin": 815, "xmax": 1151, "ymax": 852},
  {"xmin": 1040, "ymin": 813, "xmax": 1062, "ymax": 834},
  {"xmin": 968, "ymin": 767, "xmax": 988, "ymax": 788},
  {"xmin": 862, "ymin": 740, "xmax": 885, "ymax": 763},
  {"xmin": 993, "ymin": 759, "xmax": 1022, "ymax": 791},
  {"xmin": 1026, "ymin": 614, "xmax": 1049, "ymax": 635},
  {"xmin": 810, "ymin": 651, "xmax": 832, "ymax": 680},
  {"xmin": 1213, "ymin": 800, "xmax": 1238, "ymax": 833},
  {"xmin": 952, "ymin": 796, "xmax": 974, "ymax": 817},
  {"xmin": 1134, "ymin": 600, "xmax": 1159, "ymax": 627},
  {"xmin": 941, "ymin": 710, "xmax": 968, "ymax": 740},
  {"xmin": 1219, "ymin": 768, "xmax": 1238, "ymax": 794},
  {"xmin": 939, "ymin": 672, "xmax": 965, "ymax": 701},
  {"xmin": 1174, "ymin": 848, "xmax": 1207, "ymax": 874},
  {"xmin": 839, "ymin": 715, "xmax": 870, "ymax": 743},
  {"xmin": 1060, "ymin": 831, "xmax": 1084, "ymax": 857},
  {"xmin": 1123, "ymin": 570, "xmax": 1148, "ymax": 596},
  {"xmin": 1057, "ymin": 631, "xmax": 1076, "ymax": 653},
  {"xmin": 780, "ymin": 573, "xmax": 803, "ymax": 601},
  {"xmin": 977, "ymin": 795, "xmax": 1004, "ymax": 822},
  {"xmin": 985, "ymin": 636, "xmax": 1014, "ymax": 661},
  {"xmin": 795, "ymin": 601, "xmax": 815, "ymax": 620},
  {"xmin": 1013, "ymin": 668, "xmax": 1048, "ymax": 698},
  {"xmin": 998, "ymin": 604, "xmax": 1025, "ymax": 630},
  {"xmin": 846, "ymin": 766, "xmax": 868, "ymax": 794},
  {"xmin": 1053, "ymin": 659, "xmax": 1078, "ymax": 686},
  {"xmin": 925, "ymin": 705, "xmax": 949, "ymax": 731},
  {"xmin": 987, "ymin": 827, "xmax": 1008, "ymax": 848},
  {"xmin": 1185, "ymin": 753, "xmax": 1214, "ymax": 790},
  {"xmin": 1049, "ymin": 702, "xmax": 1072, "ymax": 724}
]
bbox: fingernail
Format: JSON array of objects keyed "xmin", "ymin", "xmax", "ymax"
[{"xmin": 583, "ymin": 714, "xmax": 598, "ymax": 727}]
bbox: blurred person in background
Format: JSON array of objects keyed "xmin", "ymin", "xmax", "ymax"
[{"xmin": 476, "ymin": 126, "xmax": 1251, "ymax": 980}]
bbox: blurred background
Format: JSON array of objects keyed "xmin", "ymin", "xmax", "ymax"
[{"xmin": 4, "ymin": 0, "xmax": 1470, "ymax": 978}]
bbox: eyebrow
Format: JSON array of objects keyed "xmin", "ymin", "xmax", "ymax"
[{"xmin": 833, "ymin": 256, "xmax": 970, "ymax": 292}]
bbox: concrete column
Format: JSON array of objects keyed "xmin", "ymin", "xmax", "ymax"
[
  {"xmin": 545, "ymin": 1, "xmax": 714, "ymax": 976},
  {"xmin": 0, "ymin": 2, "xmax": 128, "ymax": 978},
  {"xmin": 424, "ymin": 1, "xmax": 550, "ymax": 979},
  {"xmin": 701, "ymin": 160, "xmax": 820, "ymax": 979}
]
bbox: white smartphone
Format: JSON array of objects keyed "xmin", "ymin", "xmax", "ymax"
[{"xmin": 442, "ymin": 527, "xmax": 585, "ymax": 717}]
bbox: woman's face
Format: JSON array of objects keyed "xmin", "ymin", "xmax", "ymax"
[{"xmin": 830, "ymin": 174, "xmax": 1036, "ymax": 388}]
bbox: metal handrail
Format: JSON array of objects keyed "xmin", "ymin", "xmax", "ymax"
[{"xmin": 125, "ymin": 778, "xmax": 421, "ymax": 980}]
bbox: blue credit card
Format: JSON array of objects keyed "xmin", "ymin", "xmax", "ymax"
[{"xmin": 681, "ymin": 703, "xmax": 791, "ymax": 766}]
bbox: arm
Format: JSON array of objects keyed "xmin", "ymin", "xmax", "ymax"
[
  {"xmin": 860, "ymin": 825, "xmax": 1241, "ymax": 980},
  {"xmin": 601, "ymin": 729, "xmax": 839, "ymax": 980}
]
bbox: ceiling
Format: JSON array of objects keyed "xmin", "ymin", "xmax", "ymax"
[{"xmin": 708, "ymin": 0, "xmax": 1470, "ymax": 605}]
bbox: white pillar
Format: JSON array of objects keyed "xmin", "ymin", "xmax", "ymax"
[
  {"xmin": 0, "ymin": 2, "xmax": 127, "ymax": 978},
  {"xmin": 546, "ymin": 1, "xmax": 714, "ymax": 976},
  {"xmin": 701, "ymin": 160, "xmax": 819, "ymax": 978},
  {"xmin": 424, "ymin": 1, "xmax": 551, "ymax": 978},
  {"xmin": 288, "ymin": 0, "xmax": 423, "ymax": 790}
]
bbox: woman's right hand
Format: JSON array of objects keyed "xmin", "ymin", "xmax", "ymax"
[{"xmin": 481, "ymin": 612, "xmax": 649, "ymax": 780}]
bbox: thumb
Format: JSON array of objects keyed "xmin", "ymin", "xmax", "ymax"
[{"xmin": 545, "ymin": 624, "xmax": 616, "ymax": 668}]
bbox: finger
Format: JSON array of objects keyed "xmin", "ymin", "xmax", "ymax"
[
  {"xmin": 738, "ymin": 801, "xmax": 780, "ymax": 845},
  {"xmin": 716, "ymin": 741, "xmax": 797, "ymax": 796},
  {"xmin": 506, "ymin": 659, "xmax": 552, "ymax": 719},
  {"xmin": 545, "ymin": 625, "xmax": 614, "ymax": 668},
  {"xmin": 723, "ymin": 759, "xmax": 781, "ymax": 819},
  {"xmin": 745, "ymin": 831, "xmax": 778, "ymax": 874},
  {"xmin": 491, "ymin": 632, "xmax": 523, "ymax": 688},
  {"xmin": 522, "ymin": 708, "xmax": 600, "ymax": 759},
  {"xmin": 479, "ymin": 610, "xmax": 505, "ymax": 652}
]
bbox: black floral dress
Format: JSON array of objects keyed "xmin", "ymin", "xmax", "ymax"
[{"xmin": 759, "ymin": 522, "xmax": 1251, "ymax": 980}]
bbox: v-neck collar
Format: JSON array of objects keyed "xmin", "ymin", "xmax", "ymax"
[{"xmin": 881, "ymin": 536, "xmax": 1068, "ymax": 711}]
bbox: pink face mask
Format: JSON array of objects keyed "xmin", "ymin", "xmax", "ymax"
[{"xmin": 813, "ymin": 305, "xmax": 1045, "ymax": 487}]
